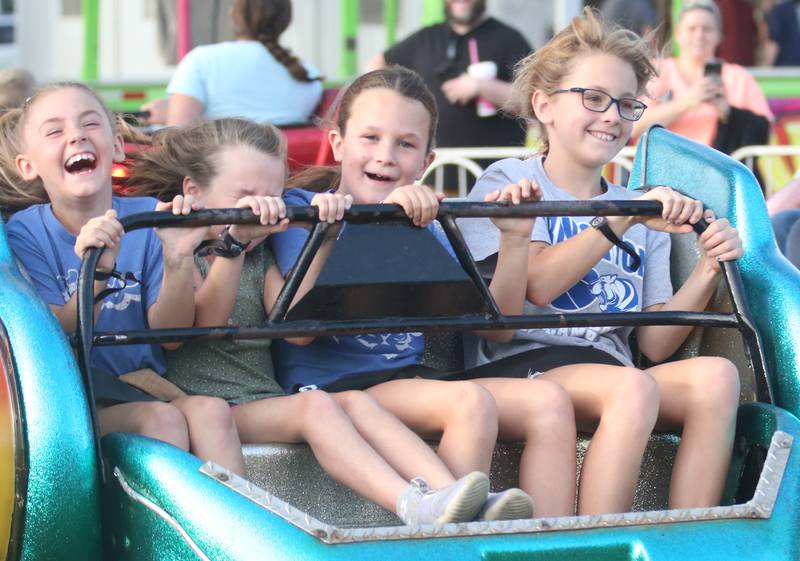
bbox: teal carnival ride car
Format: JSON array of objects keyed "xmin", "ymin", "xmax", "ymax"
[{"xmin": 2, "ymin": 127, "xmax": 800, "ymax": 560}]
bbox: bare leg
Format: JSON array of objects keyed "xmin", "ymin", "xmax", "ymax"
[
  {"xmin": 171, "ymin": 396, "xmax": 246, "ymax": 476},
  {"xmin": 332, "ymin": 391, "xmax": 456, "ymax": 488},
  {"xmin": 648, "ymin": 357, "xmax": 739, "ymax": 508},
  {"xmin": 539, "ymin": 365, "xmax": 659, "ymax": 515},
  {"xmin": 97, "ymin": 401, "xmax": 190, "ymax": 449},
  {"xmin": 232, "ymin": 391, "xmax": 410, "ymax": 512},
  {"xmin": 474, "ymin": 378, "xmax": 577, "ymax": 517},
  {"xmin": 366, "ymin": 379, "xmax": 498, "ymax": 476}
]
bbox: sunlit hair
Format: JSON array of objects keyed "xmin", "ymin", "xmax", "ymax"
[
  {"xmin": 289, "ymin": 66, "xmax": 438, "ymax": 191},
  {"xmin": 231, "ymin": 0, "xmax": 321, "ymax": 82},
  {"xmin": 0, "ymin": 108, "xmax": 46, "ymax": 217},
  {"xmin": 508, "ymin": 7, "xmax": 656, "ymax": 154},
  {"xmin": 0, "ymin": 82, "xmax": 147, "ymax": 216},
  {"xmin": 126, "ymin": 118, "xmax": 286, "ymax": 201}
]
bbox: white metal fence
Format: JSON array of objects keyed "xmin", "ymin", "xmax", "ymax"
[{"xmin": 423, "ymin": 145, "xmax": 800, "ymax": 197}]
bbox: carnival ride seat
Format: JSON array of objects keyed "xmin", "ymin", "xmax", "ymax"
[
  {"xmin": 283, "ymin": 87, "xmax": 339, "ymax": 172},
  {"xmin": 4, "ymin": 128, "xmax": 800, "ymax": 559}
]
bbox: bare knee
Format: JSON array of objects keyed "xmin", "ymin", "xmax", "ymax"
[
  {"xmin": 334, "ymin": 390, "xmax": 380, "ymax": 417},
  {"xmin": 453, "ymin": 381, "xmax": 497, "ymax": 419},
  {"xmin": 177, "ymin": 396, "xmax": 235, "ymax": 433},
  {"xmin": 603, "ymin": 368, "xmax": 659, "ymax": 432},
  {"xmin": 523, "ymin": 380, "xmax": 575, "ymax": 438},
  {"xmin": 131, "ymin": 402, "xmax": 189, "ymax": 448},
  {"xmin": 687, "ymin": 357, "xmax": 741, "ymax": 418},
  {"xmin": 298, "ymin": 390, "xmax": 344, "ymax": 426},
  {"xmin": 447, "ymin": 381, "xmax": 498, "ymax": 440}
]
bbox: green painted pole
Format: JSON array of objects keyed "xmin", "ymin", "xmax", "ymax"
[
  {"xmin": 672, "ymin": 0, "xmax": 683, "ymax": 57},
  {"xmin": 384, "ymin": 0, "xmax": 398, "ymax": 47},
  {"xmin": 422, "ymin": 0, "xmax": 445, "ymax": 26},
  {"xmin": 340, "ymin": 0, "xmax": 359, "ymax": 78},
  {"xmin": 82, "ymin": 0, "xmax": 100, "ymax": 82}
]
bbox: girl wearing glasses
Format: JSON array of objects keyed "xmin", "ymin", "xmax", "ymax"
[{"xmin": 458, "ymin": 8, "xmax": 743, "ymax": 516}]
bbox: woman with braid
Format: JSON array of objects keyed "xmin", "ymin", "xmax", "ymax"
[{"xmin": 150, "ymin": 0, "xmax": 322, "ymax": 126}]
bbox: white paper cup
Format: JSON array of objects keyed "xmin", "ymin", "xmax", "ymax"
[{"xmin": 467, "ymin": 61, "xmax": 498, "ymax": 117}]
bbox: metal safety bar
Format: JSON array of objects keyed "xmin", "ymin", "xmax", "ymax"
[{"xmin": 75, "ymin": 200, "xmax": 773, "ymax": 420}]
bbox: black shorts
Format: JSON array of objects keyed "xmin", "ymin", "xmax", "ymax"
[
  {"xmin": 92, "ymin": 368, "xmax": 155, "ymax": 405},
  {"xmin": 450, "ymin": 345, "xmax": 625, "ymax": 381},
  {"xmin": 299, "ymin": 345, "xmax": 624, "ymax": 393}
]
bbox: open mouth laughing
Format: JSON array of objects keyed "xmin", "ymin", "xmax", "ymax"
[{"xmin": 64, "ymin": 152, "xmax": 98, "ymax": 175}]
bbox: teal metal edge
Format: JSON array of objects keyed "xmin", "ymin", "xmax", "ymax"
[
  {"xmin": 628, "ymin": 127, "xmax": 800, "ymax": 417},
  {"xmin": 103, "ymin": 402, "xmax": 800, "ymax": 561},
  {"xmin": 0, "ymin": 218, "xmax": 102, "ymax": 560}
]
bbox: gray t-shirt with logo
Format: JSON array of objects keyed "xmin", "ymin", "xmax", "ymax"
[{"xmin": 458, "ymin": 156, "xmax": 673, "ymax": 368}]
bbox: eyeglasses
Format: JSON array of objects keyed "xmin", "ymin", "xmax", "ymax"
[{"xmin": 552, "ymin": 87, "xmax": 647, "ymax": 121}]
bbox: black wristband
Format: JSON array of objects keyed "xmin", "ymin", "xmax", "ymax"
[
  {"xmin": 93, "ymin": 268, "xmax": 141, "ymax": 304},
  {"xmin": 195, "ymin": 226, "xmax": 249, "ymax": 258},
  {"xmin": 590, "ymin": 216, "xmax": 641, "ymax": 271}
]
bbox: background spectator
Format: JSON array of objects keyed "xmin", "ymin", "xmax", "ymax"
[
  {"xmin": 366, "ymin": 0, "xmax": 531, "ymax": 191},
  {"xmin": 764, "ymin": 0, "xmax": 800, "ymax": 66},
  {"xmin": 144, "ymin": 0, "xmax": 322, "ymax": 127},
  {"xmin": 634, "ymin": 0, "xmax": 772, "ymax": 155},
  {"xmin": 600, "ymin": 0, "xmax": 658, "ymax": 37}
]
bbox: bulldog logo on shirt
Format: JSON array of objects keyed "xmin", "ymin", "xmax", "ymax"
[{"xmin": 552, "ymin": 269, "xmax": 639, "ymax": 313}]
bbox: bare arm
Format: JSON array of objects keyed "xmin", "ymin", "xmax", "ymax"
[
  {"xmin": 57, "ymin": 210, "xmax": 125, "ymax": 332},
  {"xmin": 475, "ymin": 180, "xmax": 540, "ymax": 342},
  {"xmin": 193, "ymin": 196, "xmax": 289, "ymax": 327},
  {"xmin": 635, "ymin": 213, "xmax": 742, "ymax": 362},
  {"xmin": 166, "ymin": 93, "xmax": 204, "ymax": 127},
  {"xmin": 50, "ymin": 277, "xmax": 118, "ymax": 333},
  {"xmin": 526, "ymin": 188, "xmax": 703, "ymax": 306},
  {"xmin": 476, "ymin": 77, "xmax": 514, "ymax": 108},
  {"xmin": 634, "ymin": 265, "xmax": 719, "ymax": 362},
  {"xmin": 146, "ymin": 196, "xmax": 209, "ymax": 348}
]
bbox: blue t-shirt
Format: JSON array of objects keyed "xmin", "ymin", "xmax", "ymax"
[
  {"xmin": 270, "ymin": 188, "xmax": 455, "ymax": 392},
  {"xmin": 167, "ymin": 40, "xmax": 323, "ymax": 125},
  {"xmin": 7, "ymin": 196, "xmax": 167, "ymax": 376}
]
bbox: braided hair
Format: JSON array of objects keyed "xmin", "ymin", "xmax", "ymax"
[{"xmin": 231, "ymin": 0, "xmax": 321, "ymax": 83}]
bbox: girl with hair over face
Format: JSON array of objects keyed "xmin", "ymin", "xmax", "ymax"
[
  {"xmin": 149, "ymin": 0, "xmax": 323, "ymax": 127},
  {"xmin": 0, "ymin": 82, "xmax": 245, "ymax": 475},
  {"xmin": 127, "ymin": 116, "xmax": 503, "ymax": 527},
  {"xmin": 275, "ymin": 65, "xmax": 585, "ymax": 519},
  {"xmin": 459, "ymin": 8, "xmax": 743, "ymax": 515}
]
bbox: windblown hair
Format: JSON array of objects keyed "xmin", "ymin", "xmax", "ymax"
[
  {"xmin": 126, "ymin": 118, "xmax": 286, "ymax": 201},
  {"xmin": 508, "ymin": 7, "xmax": 657, "ymax": 154},
  {"xmin": 0, "ymin": 81, "xmax": 146, "ymax": 217},
  {"xmin": 231, "ymin": 0, "xmax": 321, "ymax": 83},
  {"xmin": 289, "ymin": 66, "xmax": 438, "ymax": 192},
  {"xmin": 0, "ymin": 108, "xmax": 45, "ymax": 217}
]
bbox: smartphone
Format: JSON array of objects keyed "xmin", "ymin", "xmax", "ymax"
[{"xmin": 704, "ymin": 61, "xmax": 722, "ymax": 77}]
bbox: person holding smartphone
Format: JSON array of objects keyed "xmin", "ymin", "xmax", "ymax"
[{"xmin": 632, "ymin": 0, "xmax": 772, "ymax": 154}]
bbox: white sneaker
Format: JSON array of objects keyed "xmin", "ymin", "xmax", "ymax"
[
  {"xmin": 396, "ymin": 471, "xmax": 490, "ymax": 526},
  {"xmin": 475, "ymin": 489, "xmax": 534, "ymax": 521}
]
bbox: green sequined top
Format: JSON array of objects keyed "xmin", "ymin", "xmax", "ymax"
[{"xmin": 164, "ymin": 243, "xmax": 285, "ymax": 404}]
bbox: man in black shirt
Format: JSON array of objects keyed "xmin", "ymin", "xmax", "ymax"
[{"xmin": 367, "ymin": 0, "xmax": 531, "ymax": 191}]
